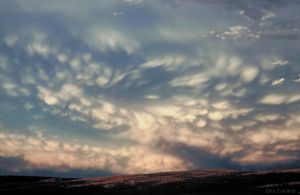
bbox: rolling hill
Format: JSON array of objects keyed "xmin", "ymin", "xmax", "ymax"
[{"xmin": 1, "ymin": 169, "xmax": 299, "ymax": 194}]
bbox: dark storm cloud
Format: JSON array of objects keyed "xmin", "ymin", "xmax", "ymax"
[
  {"xmin": 242, "ymin": 160, "xmax": 300, "ymax": 171},
  {"xmin": 157, "ymin": 139, "xmax": 300, "ymax": 171},
  {"xmin": 0, "ymin": 156, "xmax": 30, "ymax": 173},
  {"xmin": 156, "ymin": 140, "xmax": 241, "ymax": 170},
  {"xmin": 0, "ymin": 155, "xmax": 114, "ymax": 178}
]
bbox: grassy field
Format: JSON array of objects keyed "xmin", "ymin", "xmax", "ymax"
[{"xmin": 1, "ymin": 169, "xmax": 299, "ymax": 194}]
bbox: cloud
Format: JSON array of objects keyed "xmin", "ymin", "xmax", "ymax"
[
  {"xmin": 1, "ymin": 80, "xmax": 30, "ymax": 97},
  {"xmin": 240, "ymin": 66, "xmax": 259, "ymax": 83},
  {"xmin": 158, "ymin": 141, "xmax": 240, "ymax": 170},
  {"xmin": 272, "ymin": 60, "xmax": 289, "ymax": 66},
  {"xmin": 140, "ymin": 54, "xmax": 187, "ymax": 70},
  {"xmin": 0, "ymin": 155, "xmax": 114, "ymax": 178},
  {"xmin": 0, "ymin": 0, "xmax": 299, "ymax": 176},
  {"xmin": 24, "ymin": 103, "xmax": 34, "ymax": 111},
  {"xmin": 261, "ymin": 12, "xmax": 275, "ymax": 21},
  {"xmin": 271, "ymin": 78, "xmax": 285, "ymax": 86},
  {"xmin": 260, "ymin": 58, "xmax": 289, "ymax": 70},
  {"xmin": 122, "ymin": 0, "xmax": 143, "ymax": 5},
  {"xmin": 294, "ymin": 74, "xmax": 300, "ymax": 83},
  {"xmin": 170, "ymin": 72, "xmax": 210, "ymax": 87},
  {"xmin": 212, "ymin": 101, "xmax": 231, "ymax": 110},
  {"xmin": 259, "ymin": 94, "xmax": 300, "ymax": 105},
  {"xmin": 27, "ymin": 42, "xmax": 51, "ymax": 57},
  {"xmin": 255, "ymin": 113, "xmax": 281, "ymax": 122},
  {"xmin": 259, "ymin": 94, "xmax": 285, "ymax": 105},
  {"xmin": 4, "ymin": 35, "xmax": 19, "ymax": 47},
  {"xmin": 113, "ymin": 11, "xmax": 125, "ymax": 16},
  {"xmin": 145, "ymin": 94, "xmax": 160, "ymax": 100},
  {"xmin": 208, "ymin": 112, "xmax": 223, "ymax": 121},
  {"xmin": 195, "ymin": 119, "xmax": 207, "ymax": 128},
  {"xmin": 0, "ymin": 129, "xmax": 187, "ymax": 175},
  {"xmin": 217, "ymin": 26, "xmax": 259, "ymax": 40},
  {"xmin": 0, "ymin": 156, "xmax": 30, "ymax": 173},
  {"xmin": 56, "ymin": 53, "xmax": 69, "ymax": 64},
  {"xmin": 247, "ymin": 127, "xmax": 299, "ymax": 145},
  {"xmin": 37, "ymin": 87, "xmax": 59, "ymax": 105},
  {"xmin": 86, "ymin": 28, "xmax": 139, "ymax": 54}
]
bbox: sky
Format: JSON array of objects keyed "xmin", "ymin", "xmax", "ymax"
[{"xmin": 0, "ymin": 0, "xmax": 300, "ymax": 178}]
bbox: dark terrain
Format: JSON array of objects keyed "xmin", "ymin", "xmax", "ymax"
[{"xmin": 1, "ymin": 169, "xmax": 300, "ymax": 195}]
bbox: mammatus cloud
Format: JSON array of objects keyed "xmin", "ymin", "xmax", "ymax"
[
  {"xmin": 0, "ymin": 128, "xmax": 187, "ymax": 175},
  {"xmin": 0, "ymin": 0, "xmax": 299, "ymax": 176},
  {"xmin": 259, "ymin": 94, "xmax": 300, "ymax": 105}
]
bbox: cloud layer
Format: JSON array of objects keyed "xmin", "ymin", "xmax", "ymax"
[{"xmin": 0, "ymin": 0, "xmax": 300, "ymax": 176}]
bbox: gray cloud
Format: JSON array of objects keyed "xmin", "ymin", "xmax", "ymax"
[
  {"xmin": 156, "ymin": 140, "xmax": 242, "ymax": 170},
  {"xmin": 162, "ymin": 0, "xmax": 291, "ymax": 20},
  {"xmin": 0, "ymin": 156, "xmax": 114, "ymax": 178}
]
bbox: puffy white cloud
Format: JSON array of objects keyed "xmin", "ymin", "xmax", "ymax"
[
  {"xmin": 261, "ymin": 58, "xmax": 289, "ymax": 70},
  {"xmin": 236, "ymin": 150, "xmax": 296, "ymax": 164},
  {"xmin": 95, "ymin": 76, "xmax": 109, "ymax": 87},
  {"xmin": 195, "ymin": 119, "xmax": 207, "ymax": 128},
  {"xmin": 170, "ymin": 72, "xmax": 209, "ymax": 87},
  {"xmin": 1, "ymin": 81, "xmax": 17, "ymax": 95},
  {"xmin": 255, "ymin": 113, "xmax": 281, "ymax": 122},
  {"xmin": 213, "ymin": 55, "xmax": 242, "ymax": 77},
  {"xmin": 294, "ymin": 74, "xmax": 300, "ymax": 83},
  {"xmin": 236, "ymin": 123, "xmax": 300, "ymax": 163},
  {"xmin": 208, "ymin": 112, "xmax": 223, "ymax": 121},
  {"xmin": 259, "ymin": 94, "xmax": 286, "ymax": 105},
  {"xmin": 214, "ymin": 83, "xmax": 227, "ymax": 92},
  {"xmin": 212, "ymin": 101, "xmax": 231, "ymax": 110},
  {"xmin": 247, "ymin": 127, "xmax": 300, "ymax": 145},
  {"xmin": 27, "ymin": 42, "xmax": 51, "ymax": 57},
  {"xmin": 240, "ymin": 66, "xmax": 259, "ymax": 82},
  {"xmin": 224, "ymin": 108, "xmax": 253, "ymax": 119},
  {"xmin": 70, "ymin": 58, "xmax": 82, "ymax": 71},
  {"xmin": 140, "ymin": 54, "xmax": 187, "ymax": 70},
  {"xmin": 72, "ymin": 61, "xmax": 114, "ymax": 87},
  {"xmin": 217, "ymin": 26, "xmax": 259, "ymax": 40},
  {"xmin": 230, "ymin": 121, "xmax": 257, "ymax": 131},
  {"xmin": 56, "ymin": 53, "xmax": 68, "ymax": 64},
  {"xmin": 37, "ymin": 87, "xmax": 59, "ymax": 106},
  {"xmin": 145, "ymin": 95, "xmax": 160, "ymax": 100},
  {"xmin": 261, "ymin": 12, "xmax": 275, "ymax": 21},
  {"xmin": 271, "ymin": 78, "xmax": 285, "ymax": 86},
  {"xmin": 285, "ymin": 112, "xmax": 300, "ymax": 127},
  {"xmin": 272, "ymin": 60, "xmax": 289, "ymax": 66},
  {"xmin": 259, "ymin": 94, "xmax": 300, "ymax": 105},
  {"xmin": 1, "ymin": 80, "xmax": 30, "ymax": 97}
]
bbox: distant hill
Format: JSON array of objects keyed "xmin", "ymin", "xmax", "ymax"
[{"xmin": 1, "ymin": 169, "xmax": 300, "ymax": 194}]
